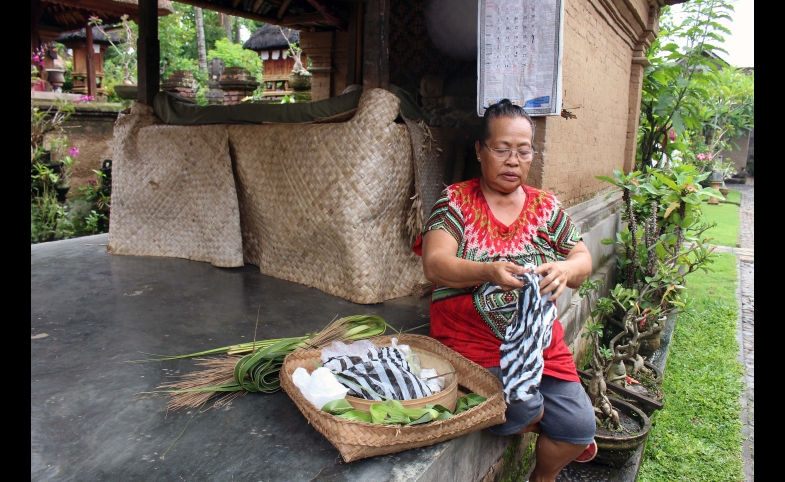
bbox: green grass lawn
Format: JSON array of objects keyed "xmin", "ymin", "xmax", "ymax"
[
  {"xmin": 700, "ymin": 189, "xmax": 741, "ymax": 247},
  {"xmin": 723, "ymin": 189, "xmax": 742, "ymax": 204},
  {"xmin": 638, "ymin": 252, "xmax": 744, "ymax": 482}
]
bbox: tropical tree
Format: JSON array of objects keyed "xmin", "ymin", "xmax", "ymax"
[
  {"xmin": 195, "ymin": 7, "xmax": 208, "ymax": 73},
  {"xmin": 637, "ymin": 0, "xmax": 735, "ymax": 170},
  {"xmin": 696, "ymin": 67, "xmax": 754, "ymax": 161}
]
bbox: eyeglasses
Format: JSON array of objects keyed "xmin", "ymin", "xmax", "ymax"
[{"xmin": 480, "ymin": 140, "xmax": 535, "ymax": 162}]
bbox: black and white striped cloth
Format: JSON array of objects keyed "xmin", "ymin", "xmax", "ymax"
[
  {"xmin": 478, "ymin": 264, "xmax": 557, "ymax": 403},
  {"xmin": 323, "ymin": 346, "xmax": 433, "ymax": 401}
]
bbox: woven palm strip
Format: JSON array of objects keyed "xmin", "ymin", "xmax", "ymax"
[
  {"xmin": 228, "ymin": 89, "xmax": 423, "ymax": 304},
  {"xmin": 107, "ymin": 102, "xmax": 244, "ymax": 267},
  {"xmin": 280, "ymin": 334, "xmax": 507, "ymax": 463}
]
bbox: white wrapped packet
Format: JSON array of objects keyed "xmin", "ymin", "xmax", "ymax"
[
  {"xmin": 291, "ymin": 366, "xmax": 349, "ymax": 410},
  {"xmin": 320, "ymin": 340, "xmax": 378, "ymax": 363},
  {"xmin": 419, "ymin": 367, "xmax": 444, "ymax": 393}
]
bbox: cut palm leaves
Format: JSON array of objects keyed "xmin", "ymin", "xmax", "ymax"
[
  {"xmin": 144, "ymin": 315, "xmax": 388, "ymax": 412},
  {"xmin": 136, "ymin": 315, "xmax": 388, "ymax": 361}
]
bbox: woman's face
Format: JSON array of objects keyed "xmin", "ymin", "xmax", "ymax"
[{"xmin": 475, "ymin": 116, "xmax": 533, "ymax": 195}]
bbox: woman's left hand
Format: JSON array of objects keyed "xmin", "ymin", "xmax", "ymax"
[{"xmin": 534, "ymin": 261, "xmax": 570, "ymax": 300}]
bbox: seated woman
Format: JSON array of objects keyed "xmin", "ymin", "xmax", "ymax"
[{"xmin": 413, "ymin": 100, "xmax": 596, "ymax": 481}]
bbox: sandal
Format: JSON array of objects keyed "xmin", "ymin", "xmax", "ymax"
[{"xmin": 574, "ymin": 439, "xmax": 597, "ymax": 463}]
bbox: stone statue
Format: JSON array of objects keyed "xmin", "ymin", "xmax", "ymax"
[{"xmin": 206, "ymin": 58, "xmax": 226, "ymax": 105}]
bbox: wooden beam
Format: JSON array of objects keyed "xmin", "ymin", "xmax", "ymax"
[
  {"xmin": 362, "ymin": 0, "xmax": 389, "ymax": 90},
  {"xmin": 85, "ymin": 20, "xmax": 96, "ymax": 98},
  {"xmin": 280, "ymin": 13, "xmax": 326, "ymax": 26},
  {"xmin": 137, "ymin": 0, "xmax": 159, "ymax": 105},
  {"xmin": 31, "ymin": 0, "xmax": 45, "ymax": 53},
  {"xmin": 306, "ymin": 0, "xmax": 348, "ymax": 31},
  {"xmin": 355, "ymin": 2, "xmax": 363, "ymax": 85},
  {"xmin": 44, "ymin": 0, "xmax": 172, "ymax": 18},
  {"xmin": 345, "ymin": 2, "xmax": 358, "ymax": 87},
  {"xmin": 277, "ymin": 0, "xmax": 293, "ymax": 19},
  {"xmin": 174, "ymin": 0, "xmax": 280, "ymax": 24}
]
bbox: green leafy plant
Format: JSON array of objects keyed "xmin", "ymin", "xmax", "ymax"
[
  {"xmin": 31, "ymin": 98, "xmax": 74, "ymax": 162},
  {"xmin": 31, "ymin": 190, "xmax": 73, "ymax": 243},
  {"xmin": 207, "ymin": 38, "xmax": 263, "ymax": 79},
  {"xmin": 89, "ymin": 15, "xmax": 137, "ymax": 85},
  {"xmin": 85, "ymin": 210, "xmax": 107, "ymax": 235},
  {"xmin": 593, "ymin": 165, "xmax": 720, "ymax": 384},
  {"xmin": 637, "ymin": 0, "xmax": 735, "ymax": 169},
  {"xmin": 579, "ymin": 281, "xmax": 622, "ymax": 431}
]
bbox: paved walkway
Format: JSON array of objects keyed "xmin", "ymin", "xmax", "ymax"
[{"xmin": 733, "ymin": 183, "xmax": 754, "ymax": 482}]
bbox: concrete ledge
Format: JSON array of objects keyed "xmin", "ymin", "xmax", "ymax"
[{"xmin": 554, "ymin": 191, "xmax": 622, "ymax": 324}]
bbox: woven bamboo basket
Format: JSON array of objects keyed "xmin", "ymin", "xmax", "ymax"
[
  {"xmin": 280, "ymin": 334, "xmax": 507, "ymax": 463},
  {"xmin": 344, "ymin": 349, "xmax": 458, "ymax": 413}
]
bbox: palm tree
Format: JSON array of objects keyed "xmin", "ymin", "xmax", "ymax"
[{"xmin": 194, "ymin": 7, "xmax": 207, "ymax": 73}]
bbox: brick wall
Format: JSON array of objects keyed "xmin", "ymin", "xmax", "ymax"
[
  {"xmin": 298, "ymin": 31, "xmax": 351, "ymax": 100},
  {"xmin": 332, "ymin": 32, "xmax": 349, "ymax": 96},
  {"xmin": 536, "ymin": 0, "xmax": 653, "ymax": 207},
  {"xmin": 299, "ymin": 31, "xmax": 333, "ymax": 101}
]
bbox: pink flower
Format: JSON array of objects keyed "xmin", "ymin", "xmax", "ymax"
[
  {"xmin": 708, "ymin": 153, "xmax": 713, "ymax": 160},
  {"xmin": 88, "ymin": 179, "xmax": 97, "ymax": 186},
  {"xmin": 668, "ymin": 130, "xmax": 676, "ymax": 142},
  {"xmin": 77, "ymin": 95, "xmax": 95, "ymax": 103},
  {"xmin": 33, "ymin": 56, "xmax": 39, "ymax": 62},
  {"xmin": 696, "ymin": 154, "xmax": 706, "ymax": 161},
  {"xmin": 69, "ymin": 147, "xmax": 80, "ymax": 157}
]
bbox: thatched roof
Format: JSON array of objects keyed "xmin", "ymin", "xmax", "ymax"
[
  {"xmin": 243, "ymin": 24, "xmax": 300, "ymax": 52},
  {"xmin": 56, "ymin": 26, "xmax": 125, "ymax": 45},
  {"xmin": 37, "ymin": 0, "xmax": 173, "ymax": 33}
]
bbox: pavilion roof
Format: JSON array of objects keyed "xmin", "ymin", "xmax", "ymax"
[
  {"xmin": 36, "ymin": 0, "xmax": 173, "ymax": 33},
  {"xmin": 56, "ymin": 26, "xmax": 125, "ymax": 45},
  {"xmin": 243, "ymin": 24, "xmax": 299, "ymax": 52}
]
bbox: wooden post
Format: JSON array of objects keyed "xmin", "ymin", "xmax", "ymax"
[
  {"xmin": 85, "ymin": 22, "xmax": 97, "ymax": 98},
  {"xmin": 137, "ymin": 0, "xmax": 160, "ymax": 105},
  {"xmin": 355, "ymin": 2, "xmax": 363, "ymax": 86},
  {"xmin": 345, "ymin": 3, "xmax": 358, "ymax": 88},
  {"xmin": 362, "ymin": 0, "xmax": 389, "ymax": 90}
]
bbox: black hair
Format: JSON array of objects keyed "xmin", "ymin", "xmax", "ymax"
[{"xmin": 479, "ymin": 99, "xmax": 535, "ymax": 142}]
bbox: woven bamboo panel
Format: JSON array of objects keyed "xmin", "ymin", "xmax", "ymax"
[
  {"xmin": 280, "ymin": 334, "xmax": 507, "ymax": 463},
  {"xmin": 107, "ymin": 103, "xmax": 244, "ymax": 267},
  {"xmin": 229, "ymin": 89, "xmax": 423, "ymax": 304}
]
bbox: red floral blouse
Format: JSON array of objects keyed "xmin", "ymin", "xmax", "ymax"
[{"xmin": 413, "ymin": 178, "xmax": 581, "ymax": 382}]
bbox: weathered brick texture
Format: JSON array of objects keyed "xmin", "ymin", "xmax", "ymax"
[{"xmin": 536, "ymin": 0, "xmax": 653, "ymax": 207}]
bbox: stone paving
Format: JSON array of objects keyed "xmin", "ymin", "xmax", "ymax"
[{"xmin": 733, "ymin": 183, "xmax": 754, "ymax": 482}]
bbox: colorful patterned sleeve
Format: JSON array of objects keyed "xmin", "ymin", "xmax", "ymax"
[
  {"xmin": 422, "ymin": 188, "xmax": 465, "ymax": 245},
  {"xmin": 546, "ymin": 200, "xmax": 582, "ymax": 260}
]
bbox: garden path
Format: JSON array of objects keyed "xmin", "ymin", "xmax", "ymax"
[{"xmin": 733, "ymin": 182, "xmax": 754, "ymax": 482}]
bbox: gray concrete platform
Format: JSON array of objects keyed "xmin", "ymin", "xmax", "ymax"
[{"xmin": 31, "ymin": 235, "xmax": 513, "ymax": 481}]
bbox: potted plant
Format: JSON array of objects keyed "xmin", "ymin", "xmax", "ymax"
[
  {"xmin": 90, "ymin": 15, "xmax": 138, "ymax": 100},
  {"xmin": 577, "ymin": 291, "xmax": 652, "ymax": 468},
  {"xmin": 591, "ymin": 166, "xmax": 720, "ymax": 396},
  {"xmin": 711, "ymin": 159, "xmax": 736, "ymax": 195},
  {"xmin": 279, "ymin": 26, "xmax": 311, "ymax": 92}
]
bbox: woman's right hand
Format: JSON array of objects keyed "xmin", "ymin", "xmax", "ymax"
[{"xmin": 486, "ymin": 261, "xmax": 528, "ymax": 292}]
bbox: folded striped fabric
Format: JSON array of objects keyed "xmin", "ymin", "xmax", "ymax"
[
  {"xmin": 477, "ymin": 265, "xmax": 556, "ymax": 403},
  {"xmin": 324, "ymin": 347, "xmax": 433, "ymax": 401}
]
